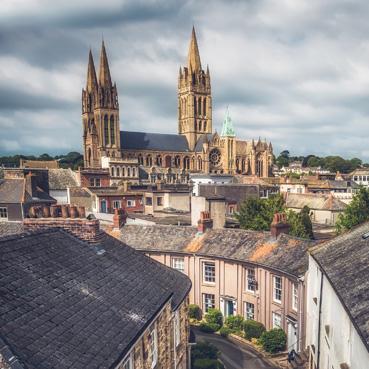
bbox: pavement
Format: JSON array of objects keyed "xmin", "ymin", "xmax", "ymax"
[{"xmin": 192, "ymin": 328, "xmax": 278, "ymax": 369}]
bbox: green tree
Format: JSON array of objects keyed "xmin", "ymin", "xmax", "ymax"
[
  {"xmin": 235, "ymin": 195, "xmax": 285, "ymax": 231},
  {"xmin": 276, "ymin": 150, "xmax": 290, "ymax": 168},
  {"xmin": 286, "ymin": 206, "xmax": 314, "ymax": 239},
  {"xmin": 336, "ymin": 188, "xmax": 369, "ymax": 233}
]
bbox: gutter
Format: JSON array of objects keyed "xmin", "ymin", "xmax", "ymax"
[{"xmin": 317, "ymin": 269, "xmax": 323, "ymax": 369}]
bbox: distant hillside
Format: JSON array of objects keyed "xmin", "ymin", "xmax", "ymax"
[{"xmin": 0, "ymin": 152, "xmax": 83, "ymax": 170}]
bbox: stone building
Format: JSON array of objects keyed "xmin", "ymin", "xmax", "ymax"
[
  {"xmin": 82, "ymin": 28, "xmax": 273, "ymax": 181},
  {"xmin": 0, "ymin": 207, "xmax": 191, "ymax": 369}
]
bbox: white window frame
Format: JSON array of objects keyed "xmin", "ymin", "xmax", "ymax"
[
  {"xmin": 127, "ymin": 199, "xmax": 136, "ymax": 208},
  {"xmin": 272, "ymin": 312, "xmax": 282, "ymax": 328},
  {"xmin": 112, "ymin": 200, "xmax": 121, "ymax": 209},
  {"xmin": 292, "ymin": 283, "xmax": 298, "ymax": 311},
  {"xmin": 273, "ymin": 276, "xmax": 282, "ymax": 303},
  {"xmin": 149, "ymin": 325, "xmax": 158, "ymax": 368},
  {"xmin": 122, "ymin": 351, "xmax": 134, "ymax": 369},
  {"xmin": 174, "ymin": 310, "xmax": 181, "ymax": 347},
  {"xmin": 245, "ymin": 268, "xmax": 256, "ymax": 293},
  {"xmin": 203, "ymin": 262, "xmax": 216, "ymax": 284},
  {"xmin": 172, "ymin": 257, "xmax": 185, "ymax": 273},
  {"xmin": 244, "ymin": 302, "xmax": 255, "ymax": 320},
  {"xmin": 156, "ymin": 196, "xmax": 163, "ymax": 206},
  {"xmin": 202, "ymin": 293, "xmax": 215, "ymax": 313},
  {"xmin": 0, "ymin": 207, "xmax": 8, "ymax": 220}
]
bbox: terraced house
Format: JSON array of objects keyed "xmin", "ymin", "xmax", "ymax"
[
  {"xmin": 0, "ymin": 207, "xmax": 191, "ymax": 369},
  {"xmin": 116, "ymin": 212, "xmax": 317, "ymax": 353}
]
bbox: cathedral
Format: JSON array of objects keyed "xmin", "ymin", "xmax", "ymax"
[{"xmin": 82, "ymin": 27, "xmax": 273, "ymax": 183}]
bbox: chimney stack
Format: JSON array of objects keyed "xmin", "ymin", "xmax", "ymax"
[
  {"xmin": 24, "ymin": 205, "xmax": 103, "ymax": 244},
  {"xmin": 270, "ymin": 212, "xmax": 290, "ymax": 239},
  {"xmin": 113, "ymin": 208, "xmax": 127, "ymax": 230},
  {"xmin": 25, "ymin": 172, "xmax": 37, "ymax": 197},
  {"xmin": 198, "ymin": 211, "xmax": 213, "ymax": 233}
]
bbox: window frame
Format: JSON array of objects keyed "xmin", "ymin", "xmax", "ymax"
[
  {"xmin": 145, "ymin": 197, "xmax": 153, "ymax": 206},
  {"xmin": 244, "ymin": 302, "xmax": 255, "ymax": 320},
  {"xmin": 272, "ymin": 312, "xmax": 282, "ymax": 328},
  {"xmin": 156, "ymin": 197, "xmax": 163, "ymax": 206},
  {"xmin": 172, "ymin": 257, "xmax": 185, "ymax": 273},
  {"xmin": 292, "ymin": 283, "xmax": 298, "ymax": 311},
  {"xmin": 245, "ymin": 268, "xmax": 257, "ymax": 293},
  {"xmin": 202, "ymin": 261, "xmax": 216, "ymax": 284},
  {"xmin": 273, "ymin": 276, "xmax": 282, "ymax": 303},
  {"xmin": 0, "ymin": 207, "xmax": 8, "ymax": 220},
  {"xmin": 127, "ymin": 199, "xmax": 136, "ymax": 208},
  {"xmin": 202, "ymin": 293, "xmax": 215, "ymax": 313},
  {"xmin": 112, "ymin": 200, "xmax": 121, "ymax": 209},
  {"xmin": 122, "ymin": 351, "xmax": 134, "ymax": 369},
  {"xmin": 149, "ymin": 325, "xmax": 158, "ymax": 368}
]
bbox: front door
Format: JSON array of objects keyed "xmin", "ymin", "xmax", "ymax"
[
  {"xmin": 226, "ymin": 300, "xmax": 234, "ymax": 316},
  {"xmin": 100, "ymin": 200, "xmax": 107, "ymax": 213},
  {"xmin": 287, "ymin": 320, "xmax": 298, "ymax": 351}
]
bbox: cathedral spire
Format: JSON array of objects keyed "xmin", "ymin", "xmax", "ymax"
[
  {"xmin": 99, "ymin": 40, "xmax": 112, "ymax": 88},
  {"xmin": 221, "ymin": 107, "xmax": 236, "ymax": 137},
  {"xmin": 86, "ymin": 49, "xmax": 98, "ymax": 92},
  {"xmin": 187, "ymin": 26, "xmax": 202, "ymax": 71}
]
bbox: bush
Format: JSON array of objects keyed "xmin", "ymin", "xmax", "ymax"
[
  {"xmin": 219, "ymin": 327, "xmax": 231, "ymax": 338},
  {"xmin": 199, "ymin": 321, "xmax": 220, "ymax": 333},
  {"xmin": 189, "ymin": 304, "xmax": 202, "ymax": 321},
  {"xmin": 225, "ymin": 315, "xmax": 244, "ymax": 332},
  {"xmin": 259, "ymin": 328, "xmax": 287, "ymax": 353},
  {"xmin": 193, "ymin": 359, "xmax": 224, "ymax": 369},
  {"xmin": 191, "ymin": 341, "xmax": 219, "ymax": 361},
  {"xmin": 205, "ymin": 308, "xmax": 223, "ymax": 327},
  {"xmin": 243, "ymin": 320, "xmax": 266, "ymax": 340}
]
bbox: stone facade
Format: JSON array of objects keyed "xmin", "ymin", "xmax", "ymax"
[
  {"xmin": 118, "ymin": 297, "xmax": 189, "ymax": 369},
  {"xmin": 82, "ymin": 28, "xmax": 273, "ymax": 180}
]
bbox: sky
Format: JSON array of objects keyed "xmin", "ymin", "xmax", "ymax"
[{"xmin": 1, "ymin": 0, "xmax": 369, "ymax": 160}]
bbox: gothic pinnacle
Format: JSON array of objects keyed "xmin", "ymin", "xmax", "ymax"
[
  {"xmin": 86, "ymin": 49, "xmax": 98, "ymax": 92},
  {"xmin": 99, "ymin": 40, "xmax": 112, "ymax": 88}
]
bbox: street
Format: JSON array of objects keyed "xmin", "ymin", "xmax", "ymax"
[{"xmin": 193, "ymin": 328, "xmax": 277, "ymax": 369}]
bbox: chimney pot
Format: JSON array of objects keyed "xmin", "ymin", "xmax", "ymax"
[
  {"xmin": 270, "ymin": 212, "xmax": 290, "ymax": 239},
  {"xmin": 61, "ymin": 205, "xmax": 69, "ymax": 218},
  {"xmin": 42, "ymin": 206, "xmax": 51, "ymax": 218},
  {"xmin": 198, "ymin": 211, "xmax": 213, "ymax": 233},
  {"xmin": 70, "ymin": 206, "xmax": 78, "ymax": 219}
]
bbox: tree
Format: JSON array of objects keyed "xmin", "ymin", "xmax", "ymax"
[
  {"xmin": 286, "ymin": 206, "xmax": 314, "ymax": 239},
  {"xmin": 336, "ymin": 188, "xmax": 369, "ymax": 233},
  {"xmin": 235, "ymin": 195, "xmax": 285, "ymax": 231},
  {"xmin": 276, "ymin": 150, "xmax": 290, "ymax": 168}
]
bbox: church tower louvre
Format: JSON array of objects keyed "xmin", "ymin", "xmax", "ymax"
[
  {"xmin": 82, "ymin": 41, "xmax": 121, "ymax": 168},
  {"xmin": 178, "ymin": 27, "xmax": 212, "ymax": 151}
]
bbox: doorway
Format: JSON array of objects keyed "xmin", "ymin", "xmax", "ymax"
[{"xmin": 287, "ymin": 319, "xmax": 298, "ymax": 352}]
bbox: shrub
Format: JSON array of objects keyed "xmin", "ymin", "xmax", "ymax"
[
  {"xmin": 243, "ymin": 320, "xmax": 266, "ymax": 340},
  {"xmin": 225, "ymin": 315, "xmax": 244, "ymax": 332},
  {"xmin": 219, "ymin": 327, "xmax": 231, "ymax": 338},
  {"xmin": 259, "ymin": 328, "xmax": 287, "ymax": 353},
  {"xmin": 205, "ymin": 308, "xmax": 223, "ymax": 327},
  {"xmin": 191, "ymin": 341, "xmax": 218, "ymax": 361},
  {"xmin": 189, "ymin": 304, "xmax": 202, "ymax": 321},
  {"xmin": 193, "ymin": 359, "xmax": 224, "ymax": 369},
  {"xmin": 199, "ymin": 321, "xmax": 220, "ymax": 333}
]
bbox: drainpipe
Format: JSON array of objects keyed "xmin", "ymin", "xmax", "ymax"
[{"xmin": 317, "ymin": 271, "xmax": 324, "ymax": 369}]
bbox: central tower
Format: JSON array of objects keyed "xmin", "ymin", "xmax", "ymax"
[{"xmin": 178, "ymin": 27, "xmax": 212, "ymax": 150}]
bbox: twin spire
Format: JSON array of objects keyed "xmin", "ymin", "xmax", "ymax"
[{"xmin": 86, "ymin": 41, "xmax": 112, "ymax": 92}]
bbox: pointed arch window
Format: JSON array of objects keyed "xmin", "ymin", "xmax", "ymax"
[
  {"xmin": 194, "ymin": 97, "xmax": 197, "ymax": 115},
  {"xmin": 198, "ymin": 156, "xmax": 202, "ymax": 170},
  {"xmin": 127, "ymin": 167, "xmax": 131, "ymax": 177},
  {"xmin": 104, "ymin": 115, "xmax": 109, "ymax": 145},
  {"xmin": 199, "ymin": 121, "xmax": 202, "ymax": 131},
  {"xmin": 116, "ymin": 167, "xmax": 120, "ymax": 177},
  {"xmin": 203, "ymin": 98, "xmax": 206, "ymax": 117},
  {"xmin": 138, "ymin": 154, "xmax": 143, "ymax": 165},
  {"xmin": 198, "ymin": 98, "xmax": 202, "ymax": 116},
  {"xmin": 110, "ymin": 115, "xmax": 115, "ymax": 145},
  {"xmin": 204, "ymin": 121, "xmax": 207, "ymax": 131}
]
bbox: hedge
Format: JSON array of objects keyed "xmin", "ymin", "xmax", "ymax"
[
  {"xmin": 225, "ymin": 315, "xmax": 244, "ymax": 332},
  {"xmin": 243, "ymin": 320, "xmax": 266, "ymax": 340},
  {"xmin": 205, "ymin": 308, "xmax": 223, "ymax": 327},
  {"xmin": 259, "ymin": 328, "xmax": 287, "ymax": 353},
  {"xmin": 189, "ymin": 304, "xmax": 202, "ymax": 321}
]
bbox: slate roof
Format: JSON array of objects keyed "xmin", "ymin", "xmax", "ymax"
[
  {"xmin": 310, "ymin": 222, "xmax": 369, "ymax": 350},
  {"xmin": 194, "ymin": 134, "xmax": 212, "ymax": 152},
  {"xmin": 0, "ymin": 222, "xmax": 24, "ymax": 237},
  {"xmin": 0, "ymin": 179, "xmax": 24, "ymax": 203},
  {"xmin": 48, "ymin": 169, "xmax": 78, "ymax": 190},
  {"xmin": 198, "ymin": 184, "xmax": 259, "ymax": 203},
  {"xmin": 0, "ymin": 229, "xmax": 191, "ymax": 369},
  {"xmin": 120, "ymin": 131, "xmax": 190, "ymax": 152},
  {"xmin": 285, "ymin": 193, "xmax": 347, "ymax": 211},
  {"xmin": 120, "ymin": 225, "xmax": 316, "ymax": 277}
]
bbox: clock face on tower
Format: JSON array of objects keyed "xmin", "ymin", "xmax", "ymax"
[{"xmin": 209, "ymin": 148, "xmax": 221, "ymax": 166}]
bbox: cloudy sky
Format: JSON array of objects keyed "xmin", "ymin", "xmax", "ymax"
[{"xmin": 1, "ymin": 0, "xmax": 369, "ymax": 160}]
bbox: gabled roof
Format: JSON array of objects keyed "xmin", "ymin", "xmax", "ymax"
[
  {"xmin": 48, "ymin": 169, "xmax": 78, "ymax": 190},
  {"xmin": 120, "ymin": 131, "xmax": 190, "ymax": 152},
  {"xmin": 194, "ymin": 133, "xmax": 212, "ymax": 152},
  {"xmin": 0, "ymin": 179, "xmax": 24, "ymax": 203},
  {"xmin": 310, "ymin": 222, "xmax": 369, "ymax": 350},
  {"xmin": 119, "ymin": 225, "xmax": 316, "ymax": 277},
  {"xmin": 0, "ymin": 229, "xmax": 191, "ymax": 369},
  {"xmin": 285, "ymin": 193, "xmax": 347, "ymax": 211}
]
